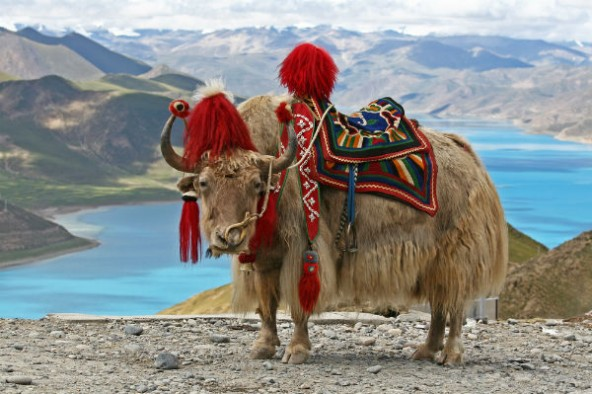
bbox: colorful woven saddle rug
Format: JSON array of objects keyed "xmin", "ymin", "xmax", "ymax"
[
  {"xmin": 288, "ymin": 98, "xmax": 439, "ymax": 218},
  {"xmin": 312, "ymin": 97, "xmax": 431, "ymax": 163}
]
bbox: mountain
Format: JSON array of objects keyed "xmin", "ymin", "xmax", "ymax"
[
  {"xmin": 0, "ymin": 74, "xmax": 193, "ymax": 209},
  {"xmin": 84, "ymin": 26, "xmax": 592, "ymax": 144},
  {"xmin": 0, "ymin": 27, "xmax": 151, "ymax": 81},
  {"xmin": 0, "ymin": 198, "xmax": 94, "ymax": 267},
  {"xmin": 0, "ymin": 28, "xmax": 103, "ymax": 81},
  {"xmin": 406, "ymin": 40, "xmax": 532, "ymax": 71},
  {"xmin": 501, "ymin": 231, "xmax": 592, "ymax": 319},
  {"xmin": 436, "ymin": 35, "xmax": 590, "ymax": 66},
  {"xmin": 16, "ymin": 27, "xmax": 151, "ymax": 75}
]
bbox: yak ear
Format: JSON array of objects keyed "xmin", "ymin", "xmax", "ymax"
[{"xmin": 177, "ymin": 175, "xmax": 200, "ymax": 198}]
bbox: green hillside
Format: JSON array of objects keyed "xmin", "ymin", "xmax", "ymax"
[
  {"xmin": 508, "ymin": 224, "xmax": 548, "ymax": 264},
  {"xmin": 150, "ymin": 73, "xmax": 204, "ymax": 91},
  {"xmin": 0, "ymin": 75, "xmax": 186, "ymax": 209},
  {"xmin": 0, "ymin": 71, "xmax": 15, "ymax": 82}
]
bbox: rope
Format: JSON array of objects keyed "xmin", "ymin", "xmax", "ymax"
[{"xmin": 223, "ymin": 161, "xmax": 274, "ymax": 240}]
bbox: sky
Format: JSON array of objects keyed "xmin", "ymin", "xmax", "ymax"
[{"xmin": 0, "ymin": 0, "xmax": 591, "ymax": 42}]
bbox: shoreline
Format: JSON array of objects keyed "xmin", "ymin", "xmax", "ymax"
[
  {"xmin": 0, "ymin": 239, "xmax": 100, "ymax": 271},
  {"xmin": 1, "ymin": 198, "xmax": 177, "ymax": 271},
  {"xmin": 37, "ymin": 198, "xmax": 178, "ymax": 221}
]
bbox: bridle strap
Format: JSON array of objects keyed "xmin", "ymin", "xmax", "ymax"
[{"xmin": 224, "ymin": 161, "xmax": 274, "ymax": 241}]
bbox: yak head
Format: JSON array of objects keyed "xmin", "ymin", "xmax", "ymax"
[{"xmin": 160, "ymin": 113, "xmax": 296, "ymax": 256}]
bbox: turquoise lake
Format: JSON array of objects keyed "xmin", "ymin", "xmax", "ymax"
[{"xmin": 1, "ymin": 119, "xmax": 591, "ymax": 319}]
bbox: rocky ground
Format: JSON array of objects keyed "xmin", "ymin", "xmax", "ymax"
[{"xmin": 1, "ymin": 311, "xmax": 591, "ymax": 394}]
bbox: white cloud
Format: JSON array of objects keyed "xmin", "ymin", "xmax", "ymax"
[{"xmin": 0, "ymin": 0, "xmax": 591, "ymax": 41}]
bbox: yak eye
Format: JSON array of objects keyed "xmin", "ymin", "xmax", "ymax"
[
  {"xmin": 254, "ymin": 180, "xmax": 263, "ymax": 190},
  {"xmin": 198, "ymin": 179, "xmax": 208, "ymax": 189}
]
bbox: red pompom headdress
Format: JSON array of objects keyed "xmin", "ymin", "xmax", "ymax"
[
  {"xmin": 278, "ymin": 42, "xmax": 338, "ymax": 102},
  {"xmin": 183, "ymin": 80, "xmax": 257, "ymax": 167}
]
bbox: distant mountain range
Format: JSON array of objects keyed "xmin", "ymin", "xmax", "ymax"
[
  {"xmin": 83, "ymin": 26, "xmax": 592, "ymax": 144},
  {"xmin": 0, "ymin": 27, "xmax": 150, "ymax": 80}
]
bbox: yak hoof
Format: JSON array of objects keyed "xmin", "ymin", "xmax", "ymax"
[
  {"xmin": 437, "ymin": 346, "xmax": 464, "ymax": 366},
  {"xmin": 281, "ymin": 343, "xmax": 310, "ymax": 364},
  {"xmin": 250, "ymin": 343, "xmax": 276, "ymax": 360},
  {"xmin": 411, "ymin": 344, "xmax": 437, "ymax": 362}
]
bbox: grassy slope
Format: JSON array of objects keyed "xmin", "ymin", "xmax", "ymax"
[
  {"xmin": 500, "ymin": 231, "xmax": 592, "ymax": 319},
  {"xmin": 0, "ymin": 71, "xmax": 16, "ymax": 82},
  {"xmin": 0, "ymin": 76, "xmax": 190, "ymax": 209},
  {"xmin": 160, "ymin": 224, "xmax": 546, "ymax": 315}
]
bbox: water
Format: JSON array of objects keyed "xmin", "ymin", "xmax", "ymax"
[
  {"xmin": 421, "ymin": 118, "xmax": 592, "ymax": 248},
  {"xmin": 1, "ymin": 120, "xmax": 591, "ymax": 319},
  {"xmin": 0, "ymin": 203, "xmax": 231, "ymax": 319}
]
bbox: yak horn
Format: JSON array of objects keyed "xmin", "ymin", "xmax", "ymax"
[
  {"xmin": 271, "ymin": 123, "xmax": 297, "ymax": 173},
  {"xmin": 160, "ymin": 115, "xmax": 193, "ymax": 173}
]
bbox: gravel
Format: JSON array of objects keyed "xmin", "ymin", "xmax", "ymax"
[{"xmin": 1, "ymin": 314, "xmax": 591, "ymax": 393}]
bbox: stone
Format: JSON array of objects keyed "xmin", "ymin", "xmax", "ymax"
[
  {"xmin": 210, "ymin": 334, "xmax": 230, "ymax": 343},
  {"xmin": 262, "ymin": 361, "xmax": 273, "ymax": 370},
  {"xmin": 395, "ymin": 311, "xmax": 431, "ymax": 323},
  {"xmin": 124, "ymin": 344, "xmax": 144, "ymax": 355},
  {"xmin": 124, "ymin": 325, "xmax": 144, "ymax": 336},
  {"xmin": 359, "ymin": 337, "xmax": 376, "ymax": 346},
  {"xmin": 388, "ymin": 328, "xmax": 403, "ymax": 337},
  {"xmin": 6, "ymin": 376, "xmax": 33, "ymax": 385},
  {"xmin": 367, "ymin": 365, "xmax": 383, "ymax": 374},
  {"xmin": 323, "ymin": 330, "xmax": 337, "ymax": 339},
  {"xmin": 50, "ymin": 330, "xmax": 65, "ymax": 338},
  {"xmin": 155, "ymin": 352, "xmax": 179, "ymax": 370}
]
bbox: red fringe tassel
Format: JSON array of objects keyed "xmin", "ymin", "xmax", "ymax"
[
  {"xmin": 179, "ymin": 198, "xmax": 201, "ymax": 263},
  {"xmin": 298, "ymin": 251, "xmax": 320, "ymax": 313}
]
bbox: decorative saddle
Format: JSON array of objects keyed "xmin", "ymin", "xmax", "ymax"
[{"xmin": 279, "ymin": 97, "xmax": 438, "ymax": 241}]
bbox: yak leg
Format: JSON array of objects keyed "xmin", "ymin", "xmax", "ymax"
[
  {"xmin": 282, "ymin": 310, "xmax": 311, "ymax": 364},
  {"xmin": 250, "ymin": 269, "xmax": 281, "ymax": 359},
  {"xmin": 412, "ymin": 305, "xmax": 446, "ymax": 362},
  {"xmin": 438, "ymin": 307, "xmax": 464, "ymax": 365}
]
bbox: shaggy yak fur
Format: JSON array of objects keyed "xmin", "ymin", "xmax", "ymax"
[{"xmin": 167, "ymin": 95, "xmax": 508, "ymax": 366}]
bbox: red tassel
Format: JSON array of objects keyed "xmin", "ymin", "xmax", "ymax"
[
  {"xmin": 236, "ymin": 192, "xmax": 279, "ymax": 266},
  {"xmin": 183, "ymin": 92, "xmax": 257, "ymax": 168},
  {"xmin": 252, "ymin": 192, "xmax": 278, "ymax": 248},
  {"xmin": 275, "ymin": 101, "xmax": 293, "ymax": 123},
  {"xmin": 179, "ymin": 193, "xmax": 201, "ymax": 263},
  {"xmin": 298, "ymin": 250, "xmax": 320, "ymax": 313},
  {"xmin": 279, "ymin": 43, "xmax": 338, "ymax": 101}
]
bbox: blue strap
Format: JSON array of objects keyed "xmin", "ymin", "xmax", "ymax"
[{"xmin": 347, "ymin": 164, "xmax": 356, "ymax": 224}]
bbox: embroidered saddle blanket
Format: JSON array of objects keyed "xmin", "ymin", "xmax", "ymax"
[
  {"xmin": 310, "ymin": 97, "xmax": 431, "ymax": 163},
  {"xmin": 278, "ymin": 98, "xmax": 439, "ymax": 241}
]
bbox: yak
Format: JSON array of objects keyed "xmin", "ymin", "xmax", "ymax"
[{"xmin": 160, "ymin": 87, "xmax": 508, "ymax": 366}]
